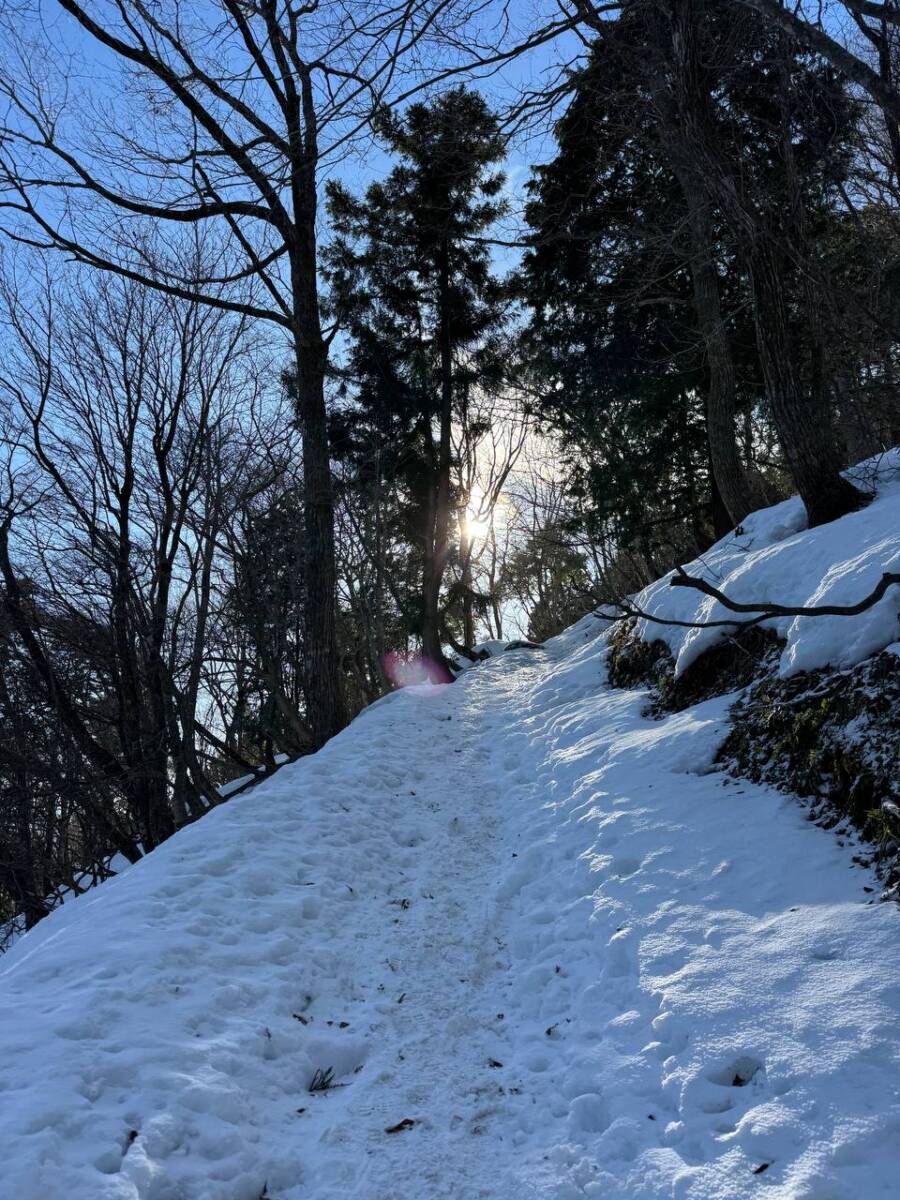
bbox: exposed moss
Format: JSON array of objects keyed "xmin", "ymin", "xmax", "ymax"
[
  {"xmin": 605, "ymin": 617, "xmax": 900, "ymax": 896},
  {"xmin": 716, "ymin": 651, "xmax": 900, "ymax": 894},
  {"xmin": 654, "ymin": 628, "xmax": 781, "ymax": 714},
  {"xmin": 606, "ymin": 620, "xmax": 780, "ymax": 714},
  {"xmin": 606, "ymin": 619, "xmax": 673, "ymax": 693}
]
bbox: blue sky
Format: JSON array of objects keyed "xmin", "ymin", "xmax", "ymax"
[{"xmin": 0, "ymin": 0, "xmax": 586, "ymax": 288}]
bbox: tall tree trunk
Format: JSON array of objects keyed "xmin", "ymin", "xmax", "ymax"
[
  {"xmin": 747, "ymin": 40, "xmax": 866, "ymax": 527},
  {"xmin": 292, "ymin": 223, "xmax": 347, "ymax": 746},
  {"xmin": 294, "ymin": 331, "xmax": 346, "ymax": 742},
  {"xmin": 487, "ymin": 531, "xmax": 504, "ymax": 640},
  {"xmin": 679, "ymin": 186, "xmax": 758, "ymax": 526},
  {"xmin": 834, "ymin": 370, "xmax": 880, "ymax": 463},
  {"xmin": 421, "ymin": 241, "xmax": 454, "ymax": 669},
  {"xmin": 664, "ymin": 0, "xmax": 757, "ymax": 527},
  {"xmin": 665, "ymin": 0, "xmax": 865, "ymax": 528},
  {"xmin": 462, "ymin": 562, "xmax": 476, "ymax": 651},
  {"xmin": 459, "ymin": 523, "xmax": 476, "ymax": 651},
  {"xmin": 289, "ymin": 69, "xmax": 346, "ymax": 747},
  {"xmin": 876, "ymin": 13, "xmax": 900, "ymax": 186},
  {"xmin": 749, "ymin": 243, "xmax": 864, "ymax": 526},
  {"xmin": 707, "ymin": 442, "xmax": 735, "ymax": 539}
]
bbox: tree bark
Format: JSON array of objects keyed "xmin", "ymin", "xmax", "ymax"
[
  {"xmin": 421, "ymin": 240, "xmax": 454, "ymax": 669},
  {"xmin": 457, "ymin": 511, "xmax": 477, "ymax": 651},
  {"xmin": 294, "ymin": 326, "xmax": 347, "ymax": 742},
  {"xmin": 749, "ymin": 242, "xmax": 865, "ymax": 526},
  {"xmin": 291, "ymin": 72, "xmax": 347, "ymax": 745},
  {"xmin": 681, "ymin": 189, "xmax": 758, "ymax": 527},
  {"xmin": 658, "ymin": 0, "xmax": 758, "ymax": 527},
  {"xmin": 664, "ymin": 0, "xmax": 865, "ymax": 528}
]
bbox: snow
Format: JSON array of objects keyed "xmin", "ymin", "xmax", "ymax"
[
  {"xmin": 450, "ymin": 639, "xmax": 521, "ymax": 673},
  {"xmin": 2, "ymin": 599, "xmax": 899, "ymax": 1195},
  {"xmin": 630, "ymin": 448, "xmax": 900, "ymax": 677},
  {"xmin": 218, "ymin": 754, "xmax": 292, "ymax": 800},
  {"xmin": 470, "ymin": 638, "xmax": 510, "ymax": 659},
  {"xmin": 0, "ymin": 758, "xmax": 298, "ymax": 957}
]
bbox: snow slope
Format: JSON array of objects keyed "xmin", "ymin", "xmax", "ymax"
[
  {"xmin": 2, "ymin": 612, "xmax": 899, "ymax": 1197},
  {"xmin": 630, "ymin": 448, "xmax": 900, "ymax": 677}
]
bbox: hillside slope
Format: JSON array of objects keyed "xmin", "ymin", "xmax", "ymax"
[
  {"xmin": 629, "ymin": 450, "xmax": 900, "ymax": 678},
  {"xmin": 1, "ymin": 479, "xmax": 900, "ymax": 1199}
]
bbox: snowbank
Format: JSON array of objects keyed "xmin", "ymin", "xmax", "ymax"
[{"xmin": 631, "ymin": 449, "xmax": 900, "ymax": 677}]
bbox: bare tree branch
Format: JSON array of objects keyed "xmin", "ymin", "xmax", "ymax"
[{"xmin": 670, "ymin": 565, "xmax": 900, "ymax": 618}]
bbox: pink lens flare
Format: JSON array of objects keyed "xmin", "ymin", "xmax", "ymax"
[{"xmin": 383, "ymin": 651, "xmax": 453, "ymax": 688}]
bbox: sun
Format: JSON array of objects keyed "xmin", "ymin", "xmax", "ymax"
[{"xmin": 464, "ymin": 513, "xmax": 491, "ymax": 539}]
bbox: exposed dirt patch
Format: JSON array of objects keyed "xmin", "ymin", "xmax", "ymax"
[
  {"xmin": 606, "ymin": 621, "xmax": 780, "ymax": 715},
  {"xmin": 606, "ymin": 620, "xmax": 672, "ymax": 695}
]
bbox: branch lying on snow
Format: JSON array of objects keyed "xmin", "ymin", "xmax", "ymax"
[
  {"xmin": 594, "ymin": 568, "xmax": 900, "ymax": 631},
  {"xmin": 594, "ymin": 597, "xmax": 768, "ymax": 630},
  {"xmin": 670, "ymin": 567, "xmax": 900, "ymax": 618}
]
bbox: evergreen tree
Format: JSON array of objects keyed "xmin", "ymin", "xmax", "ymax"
[
  {"xmin": 326, "ymin": 87, "xmax": 508, "ymax": 667},
  {"xmin": 521, "ymin": 27, "xmax": 744, "ymax": 556},
  {"xmin": 523, "ymin": 0, "xmax": 867, "ymax": 546}
]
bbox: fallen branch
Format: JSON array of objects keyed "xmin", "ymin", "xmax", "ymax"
[
  {"xmin": 594, "ymin": 599, "xmax": 766, "ymax": 631},
  {"xmin": 670, "ymin": 567, "xmax": 900, "ymax": 618},
  {"xmin": 594, "ymin": 566, "xmax": 900, "ymax": 633},
  {"xmin": 385, "ymin": 1118, "xmax": 416, "ymax": 1134}
]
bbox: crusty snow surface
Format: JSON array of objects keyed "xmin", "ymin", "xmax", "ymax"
[{"xmin": 2, "ymin": 616, "xmax": 900, "ymax": 1198}]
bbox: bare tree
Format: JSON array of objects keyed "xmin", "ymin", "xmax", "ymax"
[
  {"xmin": 451, "ymin": 388, "xmax": 528, "ymax": 651},
  {"xmin": 0, "ymin": 262, "xmax": 264, "ymax": 847},
  {"xmin": 0, "ymin": 0, "xmax": 504, "ymax": 744}
]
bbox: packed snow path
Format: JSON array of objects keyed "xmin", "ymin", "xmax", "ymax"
[{"xmin": 1, "ymin": 620, "xmax": 899, "ymax": 1199}]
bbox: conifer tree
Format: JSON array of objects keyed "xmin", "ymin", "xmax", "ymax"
[
  {"xmin": 523, "ymin": 0, "xmax": 867, "ymax": 542},
  {"xmin": 326, "ymin": 87, "xmax": 508, "ymax": 667}
]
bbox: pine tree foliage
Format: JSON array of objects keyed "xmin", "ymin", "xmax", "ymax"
[{"xmin": 325, "ymin": 87, "xmax": 510, "ymax": 662}]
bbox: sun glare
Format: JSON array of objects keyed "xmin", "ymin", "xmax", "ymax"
[{"xmin": 464, "ymin": 513, "xmax": 491, "ymax": 539}]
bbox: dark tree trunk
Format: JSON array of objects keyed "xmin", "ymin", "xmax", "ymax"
[
  {"xmin": 456, "ymin": 508, "xmax": 476, "ymax": 652},
  {"xmin": 421, "ymin": 241, "xmax": 454, "ymax": 670},
  {"xmin": 663, "ymin": 0, "xmax": 758, "ymax": 527},
  {"xmin": 664, "ymin": 0, "xmax": 865, "ymax": 529},
  {"xmin": 681, "ymin": 192, "xmax": 758, "ymax": 526},
  {"xmin": 749, "ymin": 243, "xmax": 865, "ymax": 526},
  {"xmin": 876, "ymin": 18, "xmax": 900, "ymax": 186},
  {"xmin": 747, "ymin": 43, "xmax": 866, "ymax": 528},
  {"xmin": 291, "ymin": 103, "xmax": 347, "ymax": 745},
  {"xmin": 707, "ymin": 443, "xmax": 735, "ymax": 539},
  {"xmin": 293, "ymin": 328, "xmax": 347, "ymax": 744},
  {"xmin": 462, "ymin": 549, "xmax": 476, "ymax": 651}
]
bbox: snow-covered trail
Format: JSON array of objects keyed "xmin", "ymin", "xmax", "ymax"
[
  {"xmin": 290, "ymin": 666, "xmax": 522, "ymax": 1199},
  {"xmin": 1, "ymin": 619, "xmax": 899, "ymax": 1200},
  {"xmin": 0, "ymin": 641, "xmax": 533, "ymax": 1200}
]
